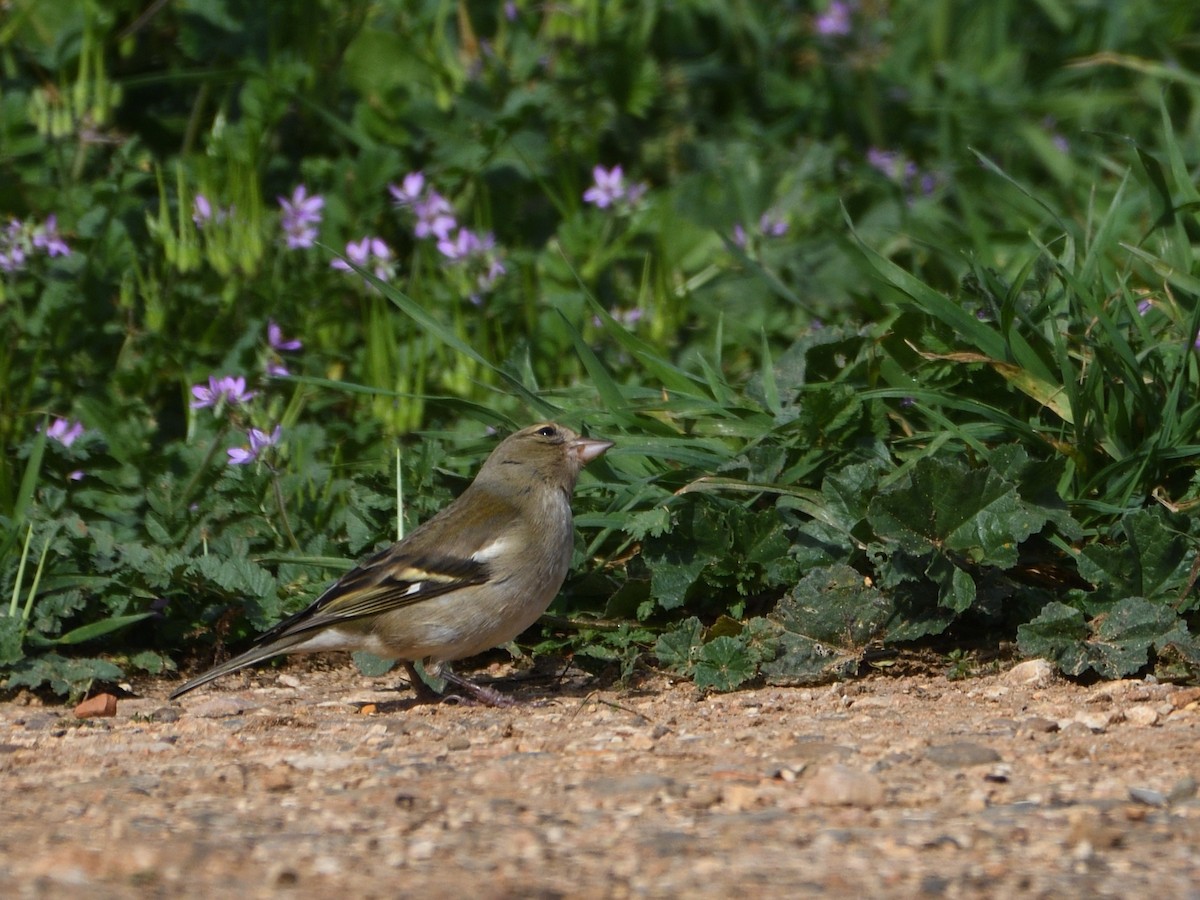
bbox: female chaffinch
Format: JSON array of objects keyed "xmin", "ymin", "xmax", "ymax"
[{"xmin": 169, "ymin": 422, "xmax": 612, "ymax": 705}]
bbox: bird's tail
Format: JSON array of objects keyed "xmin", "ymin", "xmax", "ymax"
[{"xmin": 168, "ymin": 634, "xmax": 312, "ymax": 700}]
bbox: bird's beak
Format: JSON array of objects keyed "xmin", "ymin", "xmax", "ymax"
[{"xmin": 570, "ymin": 437, "xmax": 613, "ymax": 465}]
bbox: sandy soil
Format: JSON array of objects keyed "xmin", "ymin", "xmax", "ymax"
[{"xmin": 2, "ymin": 657, "xmax": 1199, "ymax": 898}]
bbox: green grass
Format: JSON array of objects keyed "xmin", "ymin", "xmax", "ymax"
[{"xmin": 3, "ymin": 0, "xmax": 1200, "ymax": 696}]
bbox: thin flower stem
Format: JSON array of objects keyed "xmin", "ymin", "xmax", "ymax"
[
  {"xmin": 271, "ymin": 468, "xmax": 299, "ymax": 550},
  {"xmin": 175, "ymin": 422, "xmax": 229, "ymax": 512},
  {"xmin": 21, "ymin": 527, "xmax": 56, "ymax": 623},
  {"xmin": 9, "ymin": 524, "xmax": 34, "ymax": 618}
]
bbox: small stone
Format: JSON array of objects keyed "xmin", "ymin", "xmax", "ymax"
[
  {"xmin": 1072, "ymin": 710, "xmax": 1120, "ymax": 733},
  {"xmin": 925, "ymin": 742, "xmax": 1002, "ymax": 768},
  {"xmin": 1123, "ymin": 705, "xmax": 1160, "ymax": 727},
  {"xmin": 1167, "ymin": 777, "xmax": 1198, "ymax": 804},
  {"xmin": 20, "ymin": 714, "xmax": 60, "ymax": 731},
  {"xmin": 1169, "ymin": 687, "xmax": 1200, "ymax": 710},
  {"xmin": 1004, "ymin": 659, "xmax": 1055, "ymax": 687},
  {"xmin": 150, "ymin": 706, "xmax": 181, "ymax": 723},
  {"xmin": 277, "ymin": 674, "xmax": 302, "ymax": 688},
  {"xmin": 984, "ymin": 764, "xmax": 1012, "ymax": 783},
  {"xmin": 262, "ymin": 765, "xmax": 294, "ymax": 792},
  {"xmin": 1129, "ymin": 787, "xmax": 1167, "ymax": 807},
  {"xmin": 360, "ymin": 704, "xmax": 378, "ymax": 716},
  {"xmin": 74, "ymin": 693, "xmax": 118, "ymax": 718},
  {"xmin": 801, "ymin": 765, "xmax": 885, "ymax": 808},
  {"xmin": 446, "ymin": 736, "xmax": 471, "ymax": 751},
  {"xmin": 781, "ymin": 740, "xmax": 855, "ymax": 763},
  {"xmin": 186, "ymin": 697, "xmax": 260, "ymax": 718},
  {"xmin": 1019, "ymin": 716, "xmax": 1059, "ymax": 734}
]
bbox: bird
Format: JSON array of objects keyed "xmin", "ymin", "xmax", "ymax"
[{"xmin": 169, "ymin": 422, "xmax": 612, "ymax": 705}]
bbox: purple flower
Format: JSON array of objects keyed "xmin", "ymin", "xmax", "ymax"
[
  {"xmin": 866, "ymin": 148, "xmax": 902, "ymax": 178},
  {"xmin": 867, "ymin": 148, "xmax": 939, "ymax": 199},
  {"xmin": 732, "ymin": 213, "xmax": 788, "ymax": 248},
  {"xmin": 32, "ymin": 215, "xmax": 70, "ymax": 257},
  {"xmin": 191, "ymin": 375, "xmax": 256, "ymax": 410},
  {"xmin": 266, "ymin": 360, "xmax": 290, "ymax": 377},
  {"xmin": 434, "ymin": 228, "xmax": 505, "ymax": 301},
  {"xmin": 815, "ymin": 1, "xmax": 852, "ymax": 36},
  {"xmin": 758, "ymin": 213, "xmax": 788, "ymax": 237},
  {"xmin": 0, "ymin": 221, "xmax": 27, "ymax": 272},
  {"xmin": 192, "ymin": 194, "xmax": 234, "ymax": 226},
  {"xmin": 413, "ymin": 193, "xmax": 457, "ymax": 240},
  {"xmin": 267, "ymin": 319, "xmax": 302, "ymax": 352},
  {"xmin": 42, "ymin": 417, "xmax": 85, "ymax": 447},
  {"xmin": 479, "ymin": 257, "xmax": 506, "ymax": 293},
  {"xmin": 592, "ymin": 307, "xmax": 644, "ymax": 328},
  {"xmin": 193, "ymin": 194, "xmax": 213, "ymax": 225},
  {"xmin": 583, "ymin": 165, "xmax": 626, "ymax": 208},
  {"xmin": 437, "ymin": 227, "xmax": 484, "ymax": 260},
  {"xmin": 1137, "ymin": 299, "xmax": 1153, "ymax": 316},
  {"xmin": 388, "ymin": 172, "xmax": 427, "ymax": 207},
  {"xmin": 331, "ymin": 237, "xmax": 396, "ymax": 283},
  {"xmin": 228, "ymin": 426, "xmax": 282, "ymax": 465},
  {"xmin": 278, "ymin": 185, "xmax": 324, "ymax": 249}
]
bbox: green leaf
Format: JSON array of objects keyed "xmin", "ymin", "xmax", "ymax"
[
  {"xmin": 1015, "ymin": 601, "xmax": 1088, "ymax": 671},
  {"xmin": 770, "ymin": 564, "xmax": 892, "ymax": 647},
  {"xmin": 868, "ymin": 455, "xmax": 1046, "ymax": 568},
  {"xmin": 352, "ymin": 651, "xmax": 396, "ymax": 677},
  {"xmin": 1075, "ymin": 508, "xmax": 1193, "ymax": 609},
  {"xmin": 4, "ymin": 653, "xmax": 125, "ymax": 697},
  {"xmin": 128, "ymin": 650, "xmax": 171, "ymax": 675},
  {"xmin": 760, "ymin": 632, "xmax": 857, "ymax": 686},
  {"xmin": 53, "ymin": 613, "xmax": 154, "ymax": 646},
  {"xmin": 1017, "ymin": 597, "xmax": 1192, "ymax": 678},
  {"xmin": 0, "ymin": 616, "xmax": 25, "ymax": 666},
  {"xmin": 692, "ymin": 636, "xmax": 755, "ymax": 692},
  {"xmin": 641, "ymin": 499, "xmax": 731, "ymax": 611},
  {"xmin": 653, "ymin": 617, "xmax": 705, "ymax": 676}
]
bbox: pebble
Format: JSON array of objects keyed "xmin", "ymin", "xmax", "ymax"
[
  {"xmin": 780, "ymin": 740, "xmax": 855, "ymax": 763},
  {"xmin": 1071, "ymin": 710, "xmax": 1121, "ymax": 733},
  {"xmin": 446, "ymin": 736, "xmax": 471, "ymax": 751},
  {"xmin": 801, "ymin": 765, "xmax": 885, "ymax": 808},
  {"xmin": 21, "ymin": 714, "xmax": 62, "ymax": 732},
  {"xmin": 185, "ymin": 697, "xmax": 260, "ymax": 718},
  {"xmin": 1123, "ymin": 705, "xmax": 1160, "ymax": 727},
  {"xmin": 1019, "ymin": 716, "xmax": 1059, "ymax": 734},
  {"xmin": 1169, "ymin": 687, "xmax": 1200, "ymax": 710},
  {"xmin": 925, "ymin": 743, "xmax": 1002, "ymax": 768},
  {"xmin": 1004, "ymin": 659, "xmax": 1055, "ymax": 686},
  {"xmin": 1167, "ymin": 776, "xmax": 1198, "ymax": 804},
  {"xmin": 1128, "ymin": 787, "xmax": 1167, "ymax": 808}
]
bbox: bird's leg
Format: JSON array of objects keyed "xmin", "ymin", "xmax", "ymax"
[
  {"xmin": 403, "ymin": 661, "xmax": 515, "ymax": 707},
  {"xmin": 402, "ymin": 661, "xmax": 446, "ymax": 703},
  {"xmin": 441, "ymin": 668, "xmax": 517, "ymax": 708}
]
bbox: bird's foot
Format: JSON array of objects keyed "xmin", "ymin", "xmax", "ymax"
[{"xmin": 403, "ymin": 663, "xmax": 516, "ymax": 708}]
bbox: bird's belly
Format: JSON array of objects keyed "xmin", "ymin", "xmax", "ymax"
[{"xmin": 368, "ymin": 588, "xmax": 553, "ymax": 663}]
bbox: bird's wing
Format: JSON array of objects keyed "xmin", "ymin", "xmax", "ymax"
[{"xmin": 250, "ymin": 489, "xmax": 514, "ymax": 646}]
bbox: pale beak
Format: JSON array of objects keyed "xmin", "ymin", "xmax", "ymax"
[{"xmin": 570, "ymin": 437, "xmax": 614, "ymax": 465}]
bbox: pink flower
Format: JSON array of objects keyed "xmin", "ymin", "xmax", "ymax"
[
  {"xmin": 191, "ymin": 375, "xmax": 256, "ymax": 409},
  {"xmin": 583, "ymin": 165, "xmax": 626, "ymax": 208},
  {"xmin": 43, "ymin": 417, "xmax": 85, "ymax": 447},
  {"xmin": 228, "ymin": 426, "xmax": 282, "ymax": 465}
]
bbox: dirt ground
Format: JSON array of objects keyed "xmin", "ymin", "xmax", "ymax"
[{"xmin": 2, "ymin": 656, "xmax": 1199, "ymax": 899}]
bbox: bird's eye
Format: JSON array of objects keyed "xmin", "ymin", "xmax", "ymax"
[{"xmin": 535, "ymin": 425, "xmax": 557, "ymax": 438}]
